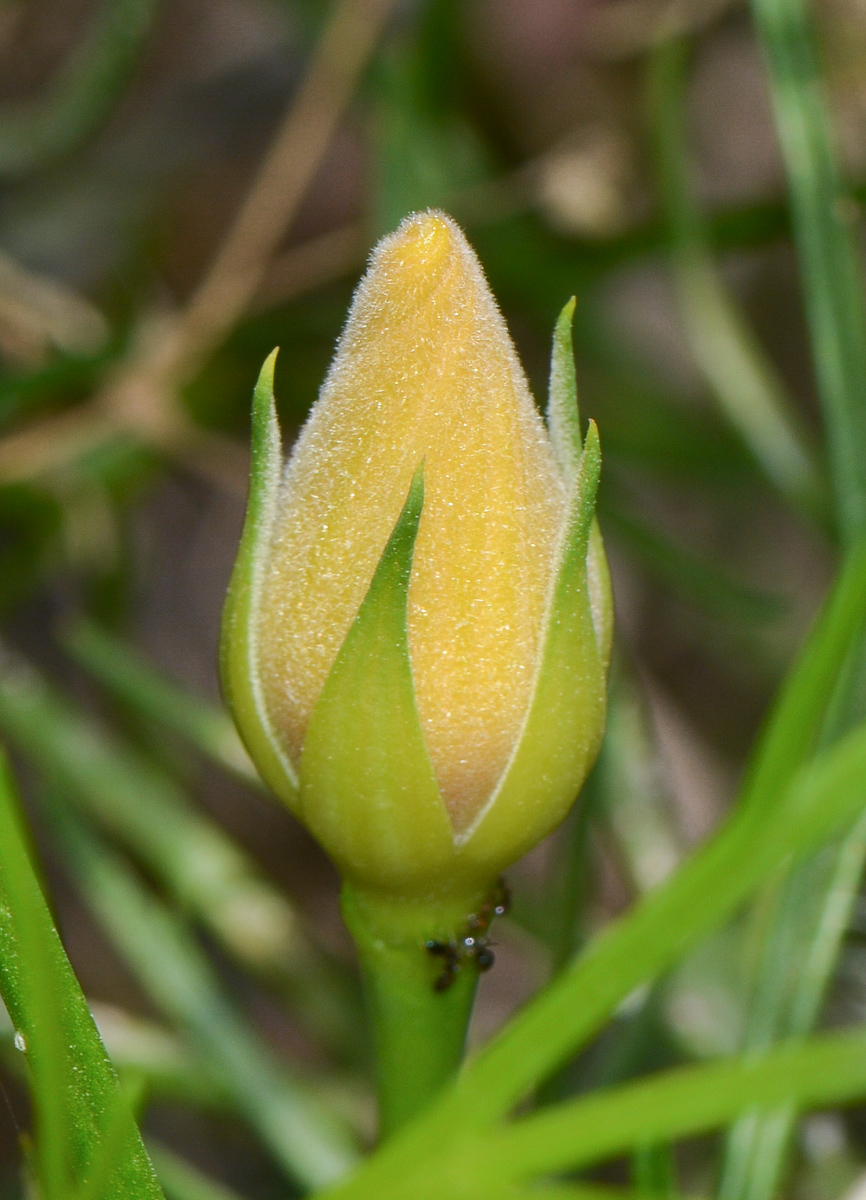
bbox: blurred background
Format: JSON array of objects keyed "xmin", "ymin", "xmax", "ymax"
[{"xmin": 0, "ymin": 0, "xmax": 862, "ymax": 1196}]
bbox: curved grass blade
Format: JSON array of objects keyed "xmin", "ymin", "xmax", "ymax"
[
  {"xmin": 481, "ymin": 1023, "xmax": 866, "ymax": 1187},
  {"xmin": 0, "ymin": 644, "xmax": 361, "ymax": 1061},
  {"xmin": 51, "ymin": 805, "xmax": 360, "ymax": 1192},
  {"xmin": 310, "ymin": 713, "xmax": 866, "ymax": 1200},
  {"xmin": 0, "ymin": 751, "xmax": 163, "ymax": 1199},
  {"xmin": 60, "ymin": 809, "xmax": 360, "ymax": 1188},
  {"xmin": 752, "ymin": 0, "xmax": 866, "ymax": 542}
]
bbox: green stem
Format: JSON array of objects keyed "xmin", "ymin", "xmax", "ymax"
[{"xmin": 342, "ymin": 883, "xmax": 488, "ymax": 1139}]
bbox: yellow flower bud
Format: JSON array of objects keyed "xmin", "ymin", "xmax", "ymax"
[
  {"xmin": 260, "ymin": 213, "xmax": 565, "ymax": 831},
  {"xmin": 222, "ymin": 211, "xmax": 612, "ymax": 904}
]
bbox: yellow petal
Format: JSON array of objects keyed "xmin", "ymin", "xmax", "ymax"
[{"xmin": 257, "ymin": 211, "xmax": 566, "ymax": 832}]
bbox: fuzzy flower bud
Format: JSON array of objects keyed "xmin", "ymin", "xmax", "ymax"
[{"xmin": 221, "ymin": 211, "xmax": 612, "ymax": 902}]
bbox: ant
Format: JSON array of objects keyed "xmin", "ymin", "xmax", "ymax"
[{"xmin": 425, "ymin": 881, "xmax": 510, "ymax": 992}]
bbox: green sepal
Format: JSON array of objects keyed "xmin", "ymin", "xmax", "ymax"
[
  {"xmin": 587, "ymin": 518, "xmax": 615, "ymax": 669},
  {"xmin": 220, "ymin": 351, "xmax": 300, "ymax": 809},
  {"xmin": 547, "ymin": 297, "xmax": 581, "ymax": 482},
  {"xmin": 461, "ymin": 422, "xmax": 607, "ymax": 870},
  {"xmin": 300, "ymin": 466, "xmax": 458, "ymax": 894},
  {"xmin": 546, "ymin": 296, "xmax": 613, "ymax": 665}
]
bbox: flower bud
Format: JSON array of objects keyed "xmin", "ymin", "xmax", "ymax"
[{"xmin": 221, "ymin": 211, "xmax": 611, "ymax": 904}]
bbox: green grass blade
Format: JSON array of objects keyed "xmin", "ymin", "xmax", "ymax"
[
  {"xmin": 74, "ymin": 1075, "xmax": 148, "ymax": 1200},
  {"xmin": 648, "ymin": 37, "xmax": 827, "ymax": 526},
  {"xmin": 449, "ymin": 716, "xmax": 866, "ymax": 1124},
  {"xmin": 0, "ymin": 645, "xmax": 361, "ymax": 1058},
  {"xmin": 633, "ymin": 1144, "xmax": 677, "ymax": 1200},
  {"xmin": 484, "ymin": 1024, "xmax": 866, "ymax": 1185},
  {"xmin": 716, "ymin": 805, "xmax": 866, "ymax": 1200},
  {"xmin": 310, "ymin": 715, "xmax": 866, "ymax": 1200},
  {"xmin": 370, "ymin": 8, "xmax": 492, "ymax": 238},
  {"xmin": 0, "ymin": 752, "xmax": 163, "ymax": 1199},
  {"xmin": 708, "ymin": 0, "xmax": 866, "ymax": 1183},
  {"xmin": 752, "ymin": 0, "xmax": 866, "ymax": 542},
  {"xmin": 513, "ymin": 1190, "xmax": 650, "ymax": 1200},
  {"xmin": 52, "ymin": 807, "xmax": 360, "ymax": 1191},
  {"xmin": 736, "ymin": 537, "xmax": 866, "ymax": 818},
  {"xmin": 514, "ymin": 1190, "xmax": 659, "ymax": 1200},
  {"xmin": 62, "ymin": 618, "xmax": 259, "ymax": 786}
]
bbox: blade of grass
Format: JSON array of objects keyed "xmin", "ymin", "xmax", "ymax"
[
  {"xmin": 717, "ymin": 813, "xmax": 866, "ymax": 1200},
  {"xmin": 752, "ymin": 0, "xmax": 866, "ymax": 543},
  {"xmin": 74, "ymin": 1075, "xmax": 148, "ymax": 1200},
  {"xmin": 451, "ymin": 714, "xmax": 866, "ymax": 1124},
  {"xmin": 50, "ymin": 803, "xmax": 360, "ymax": 1191},
  {"xmin": 478, "ymin": 1023, "xmax": 866, "ymax": 1187},
  {"xmin": 647, "ymin": 37, "xmax": 827, "ymax": 527},
  {"xmin": 0, "ymin": 644, "xmax": 361, "ymax": 1059},
  {"xmin": 736, "ymin": 538, "xmax": 866, "ymax": 819},
  {"xmin": 514, "ymin": 1190, "xmax": 652, "ymax": 1200},
  {"xmin": 634, "ymin": 1144, "xmax": 678, "ymax": 1200},
  {"xmin": 711, "ymin": 542, "xmax": 866, "ymax": 1200},
  {"xmin": 309, "ymin": 710, "xmax": 866, "ymax": 1200},
  {"xmin": 0, "ymin": 751, "xmax": 163, "ymax": 1198},
  {"xmin": 514, "ymin": 1190, "xmax": 664, "ymax": 1200},
  {"xmin": 61, "ymin": 618, "xmax": 259, "ymax": 786},
  {"xmin": 0, "ymin": 1002, "xmax": 233, "ymax": 1112},
  {"xmin": 714, "ymin": 0, "xmax": 866, "ymax": 1181}
]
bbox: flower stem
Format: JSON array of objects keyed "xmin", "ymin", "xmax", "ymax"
[{"xmin": 342, "ymin": 883, "xmax": 488, "ymax": 1139}]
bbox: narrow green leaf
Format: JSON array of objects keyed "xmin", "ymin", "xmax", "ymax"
[
  {"xmin": 52, "ymin": 808, "xmax": 360, "ymax": 1191},
  {"xmin": 514, "ymin": 1189, "xmax": 650, "ymax": 1200},
  {"xmin": 0, "ymin": 646, "xmax": 359, "ymax": 1059},
  {"xmin": 370, "ymin": 14, "xmax": 492, "ymax": 238},
  {"xmin": 313, "ymin": 717, "xmax": 866, "ymax": 1200},
  {"xmin": 737, "ymin": 536, "xmax": 866, "ymax": 819},
  {"xmin": 752, "ymin": 0, "xmax": 866, "ymax": 541},
  {"xmin": 485, "ymin": 1024, "xmax": 866, "ymax": 1184},
  {"xmin": 0, "ymin": 752, "xmax": 163, "ymax": 1199},
  {"xmin": 716, "ymin": 790, "xmax": 866, "ymax": 1200},
  {"xmin": 633, "ymin": 1144, "xmax": 677, "ymax": 1200},
  {"xmin": 74, "ymin": 1075, "xmax": 148, "ymax": 1200},
  {"xmin": 221, "ymin": 350, "xmax": 300, "ymax": 808}
]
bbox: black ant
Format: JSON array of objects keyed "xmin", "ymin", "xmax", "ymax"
[{"xmin": 425, "ymin": 881, "xmax": 510, "ymax": 992}]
